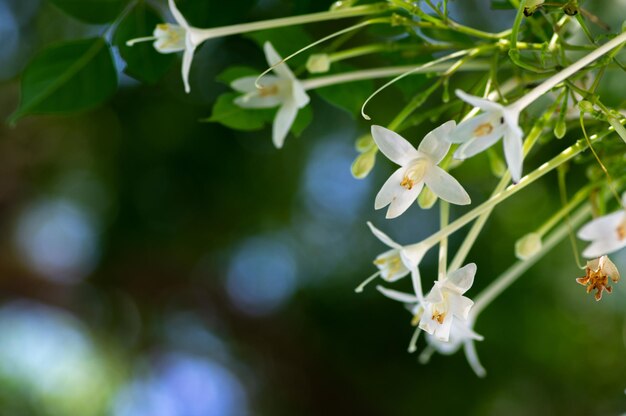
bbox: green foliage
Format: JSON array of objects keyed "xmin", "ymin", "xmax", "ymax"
[
  {"xmin": 207, "ymin": 92, "xmax": 274, "ymax": 131},
  {"xmin": 216, "ymin": 66, "xmax": 259, "ymax": 85},
  {"xmin": 207, "ymin": 92, "xmax": 312, "ymax": 136},
  {"xmin": 175, "ymin": 0, "xmax": 258, "ymax": 27},
  {"xmin": 113, "ymin": 3, "xmax": 175, "ymax": 84},
  {"xmin": 48, "ymin": 0, "xmax": 130, "ymax": 24},
  {"xmin": 245, "ymin": 26, "xmax": 313, "ymax": 67},
  {"xmin": 9, "ymin": 38, "xmax": 117, "ymax": 123},
  {"xmin": 315, "ymin": 78, "xmax": 374, "ymax": 117}
]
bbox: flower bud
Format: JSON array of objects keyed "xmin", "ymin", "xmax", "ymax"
[
  {"xmin": 554, "ymin": 118, "xmax": 567, "ymax": 139},
  {"xmin": 418, "ymin": 187, "xmax": 438, "ymax": 209},
  {"xmin": 355, "ymin": 134, "xmax": 375, "ymax": 152},
  {"xmin": 578, "ymin": 100, "xmax": 594, "ymax": 113},
  {"xmin": 306, "ymin": 54, "xmax": 331, "ymax": 74},
  {"xmin": 524, "ymin": 0, "xmax": 544, "ymax": 16},
  {"xmin": 515, "ymin": 232, "xmax": 543, "ymax": 260},
  {"xmin": 351, "ymin": 149, "xmax": 376, "ymax": 179}
]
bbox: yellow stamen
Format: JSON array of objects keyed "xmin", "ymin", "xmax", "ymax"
[{"xmin": 473, "ymin": 122, "xmax": 494, "ymax": 137}]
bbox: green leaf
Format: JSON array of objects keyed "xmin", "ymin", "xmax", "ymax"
[
  {"xmin": 48, "ymin": 0, "xmax": 130, "ymax": 24},
  {"xmin": 175, "ymin": 0, "xmax": 258, "ymax": 27},
  {"xmin": 9, "ymin": 37, "xmax": 117, "ymax": 123},
  {"xmin": 314, "ymin": 64, "xmax": 374, "ymax": 117},
  {"xmin": 112, "ymin": 3, "xmax": 174, "ymax": 84},
  {"xmin": 216, "ymin": 66, "xmax": 259, "ymax": 86},
  {"xmin": 245, "ymin": 26, "xmax": 313, "ymax": 67},
  {"xmin": 206, "ymin": 92, "xmax": 274, "ymax": 131},
  {"xmin": 291, "ymin": 105, "xmax": 312, "ymax": 137},
  {"xmin": 206, "ymin": 92, "xmax": 313, "ymax": 137}
]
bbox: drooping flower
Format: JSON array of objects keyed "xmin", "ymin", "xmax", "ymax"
[
  {"xmin": 371, "ymin": 122, "xmax": 471, "ymax": 219},
  {"xmin": 231, "ymin": 42, "xmax": 310, "ymax": 149},
  {"xmin": 577, "ymin": 196, "xmax": 626, "ymax": 258},
  {"xmin": 576, "ymin": 255, "xmax": 620, "ymax": 301},
  {"xmin": 418, "ymin": 263, "xmax": 477, "ymax": 342},
  {"xmin": 355, "ymin": 222, "xmax": 427, "ymax": 292},
  {"xmin": 126, "ymin": 0, "xmax": 212, "ymax": 93},
  {"xmin": 448, "ymin": 90, "xmax": 524, "ymax": 183},
  {"xmin": 376, "ymin": 263, "xmax": 484, "ymax": 375}
]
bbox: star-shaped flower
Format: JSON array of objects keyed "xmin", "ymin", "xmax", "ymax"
[
  {"xmin": 355, "ymin": 222, "xmax": 427, "ymax": 292},
  {"xmin": 448, "ymin": 90, "xmax": 524, "ymax": 182},
  {"xmin": 576, "ymin": 255, "xmax": 620, "ymax": 301},
  {"xmin": 577, "ymin": 196, "xmax": 626, "ymax": 258},
  {"xmin": 418, "ymin": 263, "xmax": 476, "ymax": 342},
  {"xmin": 231, "ymin": 42, "xmax": 310, "ymax": 149},
  {"xmin": 371, "ymin": 122, "xmax": 470, "ymax": 219},
  {"xmin": 126, "ymin": 0, "xmax": 215, "ymax": 93}
]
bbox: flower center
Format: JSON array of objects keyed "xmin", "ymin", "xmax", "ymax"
[
  {"xmin": 473, "ymin": 122, "xmax": 494, "ymax": 137},
  {"xmin": 432, "ymin": 310, "xmax": 446, "ymax": 324},
  {"xmin": 259, "ymin": 84, "xmax": 280, "ymax": 97},
  {"xmin": 374, "ymin": 253, "xmax": 403, "ymax": 279},
  {"xmin": 400, "ymin": 159, "xmax": 428, "ymax": 190},
  {"xmin": 576, "ymin": 260, "xmax": 619, "ymax": 301},
  {"xmin": 155, "ymin": 24, "xmax": 186, "ymax": 50}
]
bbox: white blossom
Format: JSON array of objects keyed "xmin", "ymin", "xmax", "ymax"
[
  {"xmin": 231, "ymin": 42, "xmax": 310, "ymax": 149},
  {"xmin": 371, "ymin": 122, "xmax": 470, "ymax": 219},
  {"xmin": 577, "ymin": 195, "xmax": 626, "ymax": 258},
  {"xmin": 449, "ymin": 90, "xmax": 524, "ymax": 183}
]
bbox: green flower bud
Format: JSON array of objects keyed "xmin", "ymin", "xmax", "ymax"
[
  {"xmin": 418, "ymin": 186, "xmax": 438, "ymax": 209},
  {"xmin": 351, "ymin": 149, "xmax": 376, "ymax": 179},
  {"xmin": 554, "ymin": 119, "xmax": 567, "ymax": 139},
  {"xmin": 515, "ymin": 232, "xmax": 543, "ymax": 260},
  {"xmin": 578, "ymin": 100, "xmax": 594, "ymax": 113},
  {"xmin": 306, "ymin": 54, "xmax": 331, "ymax": 74},
  {"xmin": 355, "ymin": 134, "xmax": 375, "ymax": 152}
]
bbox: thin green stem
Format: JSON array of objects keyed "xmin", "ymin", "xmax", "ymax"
[
  {"xmin": 472, "ymin": 203, "xmax": 592, "ymax": 317},
  {"xmin": 510, "ymin": 0, "xmax": 528, "ymax": 51},
  {"xmin": 192, "ymin": 3, "xmax": 392, "ymax": 39}
]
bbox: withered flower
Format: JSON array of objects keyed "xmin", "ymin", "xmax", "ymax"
[{"xmin": 576, "ymin": 256, "xmax": 620, "ymax": 301}]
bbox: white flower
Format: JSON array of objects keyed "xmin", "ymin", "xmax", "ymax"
[
  {"xmin": 418, "ymin": 263, "xmax": 476, "ymax": 342},
  {"xmin": 355, "ymin": 222, "xmax": 427, "ymax": 292},
  {"xmin": 371, "ymin": 122, "xmax": 471, "ymax": 219},
  {"xmin": 231, "ymin": 42, "xmax": 310, "ymax": 149},
  {"xmin": 577, "ymin": 195, "xmax": 626, "ymax": 258},
  {"xmin": 126, "ymin": 0, "xmax": 214, "ymax": 93},
  {"xmin": 449, "ymin": 90, "xmax": 524, "ymax": 183},
  {"xmin": 376, "ymin": 263, "xmax": 485, "ymax": 376}
]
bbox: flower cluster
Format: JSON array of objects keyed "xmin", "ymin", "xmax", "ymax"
[{"xmin": 124, "ymin": 0, "xmax": 626, "ymax": 376}]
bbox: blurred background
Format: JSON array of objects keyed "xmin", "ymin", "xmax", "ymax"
[{"xmin": 1, "ymin": 0, "xmax": 626, "ymax": 415}]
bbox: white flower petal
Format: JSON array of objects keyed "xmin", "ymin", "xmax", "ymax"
[
  {"xmin": 263, "ymin": 41, "xmax": 295, "ymax": 80},
  {"xmin": 582, "ymin": 238, "xmax": 626, "ymax": 258},
  {"xmin": 376, "ymin": 285, "xmax": 420, "ymax": 303},
  {"xmin": 367, "ymin": 221, "xmax": 402, "ymax": 249},
  {"xmin": 456, "ymin": 89, "xmax": 503, "ymax": 112},
  {"xmin": 234, "ymin": 92, "xmax": 282, "ymax": 109},
  {"xmin": 291, "ymin": 81, "xmax": 310, "ymax": 108},
  {"xmin": 503, "ymin": 124, "xmax": 524, "ymax": 183},
  {"xmin": 410, "ymin": 267, "xmax": 425, "ymax": 303},
  {"xmin": 418, "ymin": 120, "xmax": 455, "ymax": 164},
  {"xmin": 463, "ymin": 341, "xmax": 486, "ymax": 377},
  {"xmin": 445, "ymin": 263, "xmax": 476, "ymax": 293},
  {"xmin": 181, "ymin": 42, "xmax": 195, "ymax": 94},
  {"xmin": 168, "ymin": 0, "xmax": 190, "ymax": 29},
  {"xmin": 400, "ymin": 243, "xmax": 427, "ymax": 269},
  {"xmin": 424, "ymin": 165, "xmax": 470, "ymax": 205},
  {"xmin": 375, "ymin": 167, "xmax": 406, "ymax": 210},
  {"xmin": 432, "ymin": 313, "xmax": 454, "ymax": 342},
  {"xmin": 231, "ymin": 75, "xmax": 280, "ymax": 93},
  {"xmin": 450, "ymin": 295, "xmax": 474, "ymax": 320},
  {"xmin": 386, "ymin": 181, "xmax": 423, "ymax": 218},
  {"xmin": 453, "ymin": 125, "xmax": 505, "ymax": 160},
  {"xmin": 272, "ymin": 100, "xmax": 298, "ymax": 148},
  {"xmin": 371, "ymin": 125, "xmax": 420, "ymax": 166},
  {"xmin": 577, "ymin": 211, "xmax": 624, "ymax": 240}
]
